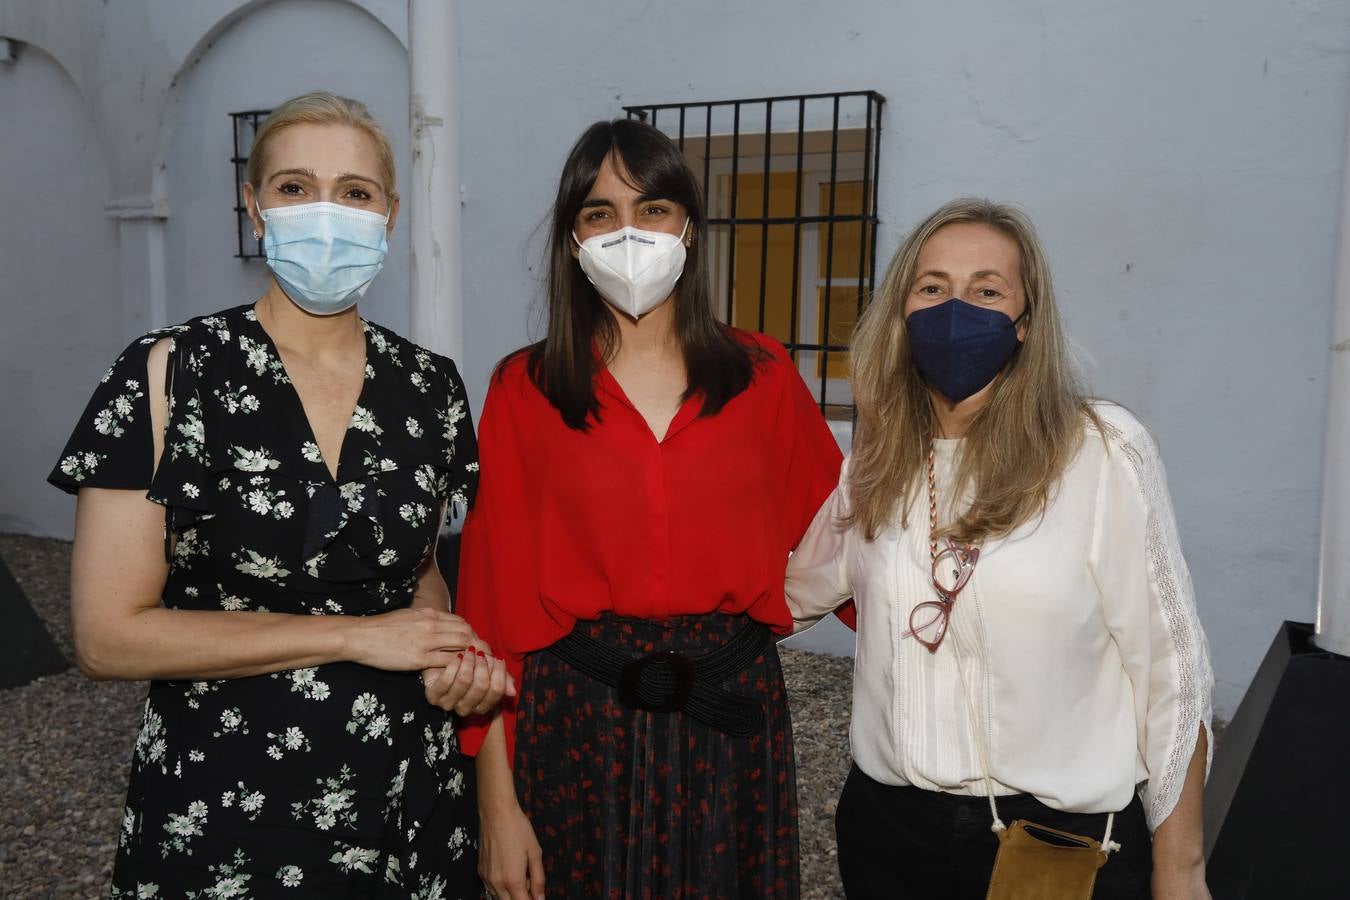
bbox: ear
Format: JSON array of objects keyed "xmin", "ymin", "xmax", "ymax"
[
  {"xmin": 1015, "ymin": 306, "xmax": 1030, "ymax": 343},
  {"xmin": 243, "ymin": 182, "xmax": 264, "ymax": 241},
  {"xmin": 385, "ymin": 194, "xmax": 401, "ymax": 237}
]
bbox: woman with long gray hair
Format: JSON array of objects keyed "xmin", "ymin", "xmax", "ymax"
[{"xmin": 787, "ymin": 199, "xmax": 1213, "ymax": 899}]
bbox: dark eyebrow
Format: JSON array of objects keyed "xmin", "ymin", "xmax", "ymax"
[
  {"xmin": 580, "ymin": 198, "xmax": 614, "ymax": 209},
  {"xmin": 636, "ymin": 194, "xmax": 669, "ymax": 204}
]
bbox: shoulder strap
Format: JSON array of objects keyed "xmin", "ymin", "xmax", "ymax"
[
  {"xmin": 160, "ymin": 338, "xmax": 176, "ymax": 564},
  {"xmin": 947, "ymin": 623, "xmax": 1120, "ymax": 853}
]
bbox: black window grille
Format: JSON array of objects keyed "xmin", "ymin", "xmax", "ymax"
[
  {"xmin": 230, "ymin": 109, "xmax": 272, "ymax": 259},
  {"xmin": 625, "ymin": 91, "xmax": 884, "ymax": 419}
]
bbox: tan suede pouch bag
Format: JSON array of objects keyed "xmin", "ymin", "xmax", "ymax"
[{"xmin": 985, "ymin": 818, "xmax": 1108, "ymax": 900}]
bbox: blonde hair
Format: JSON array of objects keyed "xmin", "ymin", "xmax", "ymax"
[
  {"xmin": 245, "ymin": 91, "xmax": 397, "ymax": 200},
  {"xmin": 846, "ymin": 198, "xmax": 1100, "ymax": 543}
]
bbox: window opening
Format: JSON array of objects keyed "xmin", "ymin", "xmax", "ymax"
[
  {"xmin": 230, "ymin": 109, "xmax": 272, "ymax": 260},
  {"xmin": 626, "ymin": 91, "xmax": 884, "ymax": 419}
]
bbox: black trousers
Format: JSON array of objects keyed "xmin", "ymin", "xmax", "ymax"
[{"xmin": 835, "ymin": 764, "xmax": 1153, "ymax": 899}]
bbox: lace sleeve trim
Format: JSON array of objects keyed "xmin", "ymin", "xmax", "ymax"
[{"xmin": 1099, "ymin": 411, "xmax": 1214, "ymax": 830}]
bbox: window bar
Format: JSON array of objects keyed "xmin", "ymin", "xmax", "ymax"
[
  {"xmin": 857, "ymin": 96, "xmax": 875, "ymax": 341},
  {"xmin": 233, "ymin": 115, "xmax": 247, "ymax": 259},
  {"xmin": 818, "ymin": 96, "xmax": 842, "ymax": 408},
  {"xmin": 756, "ymin": 100, "xmax": 773, "ymax": 332},
  {"xmin": 231, "ymin": 110, "xmax": 271, "ymax": 259},
  {"xmin": 620, "ymin": 91, "xmax": 885, "ymax": 415},
  {"xmin": 853, "ymin": 97, "xmax": 877, "ymax": 424},
  {"xmin": 702, "ymin": 105, "xmax": 713, "ymax": 217},
  {"xmin": 705, "ymin": 213, "xmax": 870, "ymax": 226},
  {"xmin": 725, "ymin": 102, "xmax": 741, "ymax": 323},
  {"xmin": 251, "ymin": 112, "xmax": 265, "ymax": 256},
  {"xmin": 787, "ymin": 97, "xmax": 806, "ymax": 365},
  {"xmin": 867, "ymin": 96, "xmax": 884, "ymax": 310},
  {"xmin": 635, "ymin": 90, "xmax": 879, "ymax": 112}
]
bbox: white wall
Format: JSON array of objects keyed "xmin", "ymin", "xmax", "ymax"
[
  {"xmin": 451, "ymin": 0, "xmax": 1350, "ymax": 718},
  {"xmin": 0, "ymin": 45, "xmax": 120, "ymax": 537},
  {"xmin": 0, "ymin": 0, "xmax": 408, "ymax": 539}
]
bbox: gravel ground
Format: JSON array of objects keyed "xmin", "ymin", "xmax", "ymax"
[{"xmin": 0, "ymin": 533, "xmax": 853, "ymax": 899}]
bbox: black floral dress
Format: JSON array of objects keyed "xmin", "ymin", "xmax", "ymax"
[{"xmin": 49, "ymin": 304, "xmax": 481, "ymax": 899}]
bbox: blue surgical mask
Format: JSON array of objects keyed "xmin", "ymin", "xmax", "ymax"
[
  {"xmin": 906, "ymin": 298, "xmax": 1023, "ymax": 402},
  {"xmin": 258, "ymin": 200, "xmax": 389, "ymax": 315}
]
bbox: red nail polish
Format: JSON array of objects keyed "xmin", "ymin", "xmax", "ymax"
[
  {"xmin": 467, "ymin": 645, "xmax": 476, "ymax": 653},
  {"xmin": 456, "ymin": 652, "xmax": 464, "ymax": 658},
  {"xmin": 476, "ymin": 650, "xmax": 486, "ymax": 658}
]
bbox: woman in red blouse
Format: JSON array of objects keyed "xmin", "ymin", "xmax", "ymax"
[{"xmin": 457, "ymin": 119, "xmax": 842, "ymax": 899}]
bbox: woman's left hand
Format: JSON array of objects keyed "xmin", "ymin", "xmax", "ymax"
[
  {"xmin": 422, "ymin": 649, "xmax": 516, "ymax": 716},
  {"xmin": 1151, "ymin": 862, "xmax": 1211, "ymax": 900}
]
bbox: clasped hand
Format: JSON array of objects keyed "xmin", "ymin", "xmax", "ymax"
[
  {"xmin": 421, "ymin": 642, "xmax": 517, "ymax": 717},
  {"xmin": 346, "ymin": 607, "xmax": 516, "ymax": 716}
]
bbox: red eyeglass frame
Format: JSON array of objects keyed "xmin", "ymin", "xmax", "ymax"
[{"xmin": 903, "ymin": 538, "xmax": 980, "ymax": 654}]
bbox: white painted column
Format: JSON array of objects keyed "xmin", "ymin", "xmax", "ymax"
[
  {"xmin": 407, "ymin": 0, "xmax": 462, "ymax": 362},
  {"xmin": 1314, "ymin": 113, "xmax": 1350, "ymax": 657},
  {"xmin": 106, "ymin": 195, "xmax": 170, "ymax": 340}
]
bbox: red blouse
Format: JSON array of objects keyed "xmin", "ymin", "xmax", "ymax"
[{"xmin": 455, "ymin": 332, "xmax": 844, "ymax": 757}]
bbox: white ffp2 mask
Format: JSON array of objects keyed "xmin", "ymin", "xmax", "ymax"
[{"xmin": 574, "ymin": 220, "xmax": 689, "ymax": 319}]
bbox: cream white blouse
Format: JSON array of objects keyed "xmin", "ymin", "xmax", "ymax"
[{"xmin": 786, "ymin": 403, "xmax": 1213, "ymax": 830}]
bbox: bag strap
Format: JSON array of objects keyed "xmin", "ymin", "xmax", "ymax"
[
  {"xmin": 927, "ymin": 442, "xmax": 1118, "ymax": 854},
  {"xmin": 947, "ymin": 616, "xmax": 1120, "ymax": 854}
]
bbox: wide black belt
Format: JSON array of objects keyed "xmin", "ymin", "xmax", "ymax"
[{"xmin": 548, "ymin": 619, "xmax": 771, "ymax": 738}]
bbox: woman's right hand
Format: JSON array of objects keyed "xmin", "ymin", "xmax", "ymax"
[
  {"xmin": 422, "ymin": 649, "xmax": 517, "ymax": 716},
  {"xmin": 479, "ymin": 798, "xmax": 545, "ymax": 900},
  {"xmin": 344, "ymin": 607, "xmax": 480, "ymax": 671}
]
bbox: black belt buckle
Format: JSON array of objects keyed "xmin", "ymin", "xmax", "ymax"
[{"xmin": 618, "ymin": 650, "xmax": 695, "ymax": 713}]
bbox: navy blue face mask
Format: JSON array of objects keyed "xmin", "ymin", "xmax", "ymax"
[{"xmin": 906, "ymin": 298, "xmax": 1024, "ymax": 402}]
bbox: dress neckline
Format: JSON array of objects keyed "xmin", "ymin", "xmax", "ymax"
[{"xmin": 247, "ymin": 307, "xmax": 372, "ymax": 484}]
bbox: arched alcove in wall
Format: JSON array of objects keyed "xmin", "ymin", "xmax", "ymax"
[
  {"xmin": 0, "ymin": 42, "xmax": 120, "ymax": 537},
  {"xmin": 160, "ymin": 0, "xmax": 412, "ymax": 332}
]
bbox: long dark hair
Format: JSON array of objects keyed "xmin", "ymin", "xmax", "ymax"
[{"xmin": 514, "ymin": 119, "xmax": 762, "ymax": 430}]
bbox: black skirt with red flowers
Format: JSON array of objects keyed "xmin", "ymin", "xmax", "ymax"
[{"xmin": 513, "ymin": 612, "xmax": 801, "ymax": 899}]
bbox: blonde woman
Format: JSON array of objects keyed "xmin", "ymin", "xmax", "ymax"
[
  {"xmin": 49, "ymin": 92, "xmax": 509, "ymax": 898},
  {"xmin": 786, "ymin": 199, "xmax": 1213, "ymax": 899}
]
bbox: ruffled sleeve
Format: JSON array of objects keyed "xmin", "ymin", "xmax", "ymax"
[
  {"xmin": 1090, "ymin": 405, "xmax": 1214, "ymax": 831},
  {"xmin": 48, "ymin": 324, "xmax": 220, "ymax": 541},
  {"xmin": 48, "ymin": 330, "xmax": 171, "ymax": 494},
  {"xmin": 146, "ymin": 330, "xmax": 217, "ymax": 531}
]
